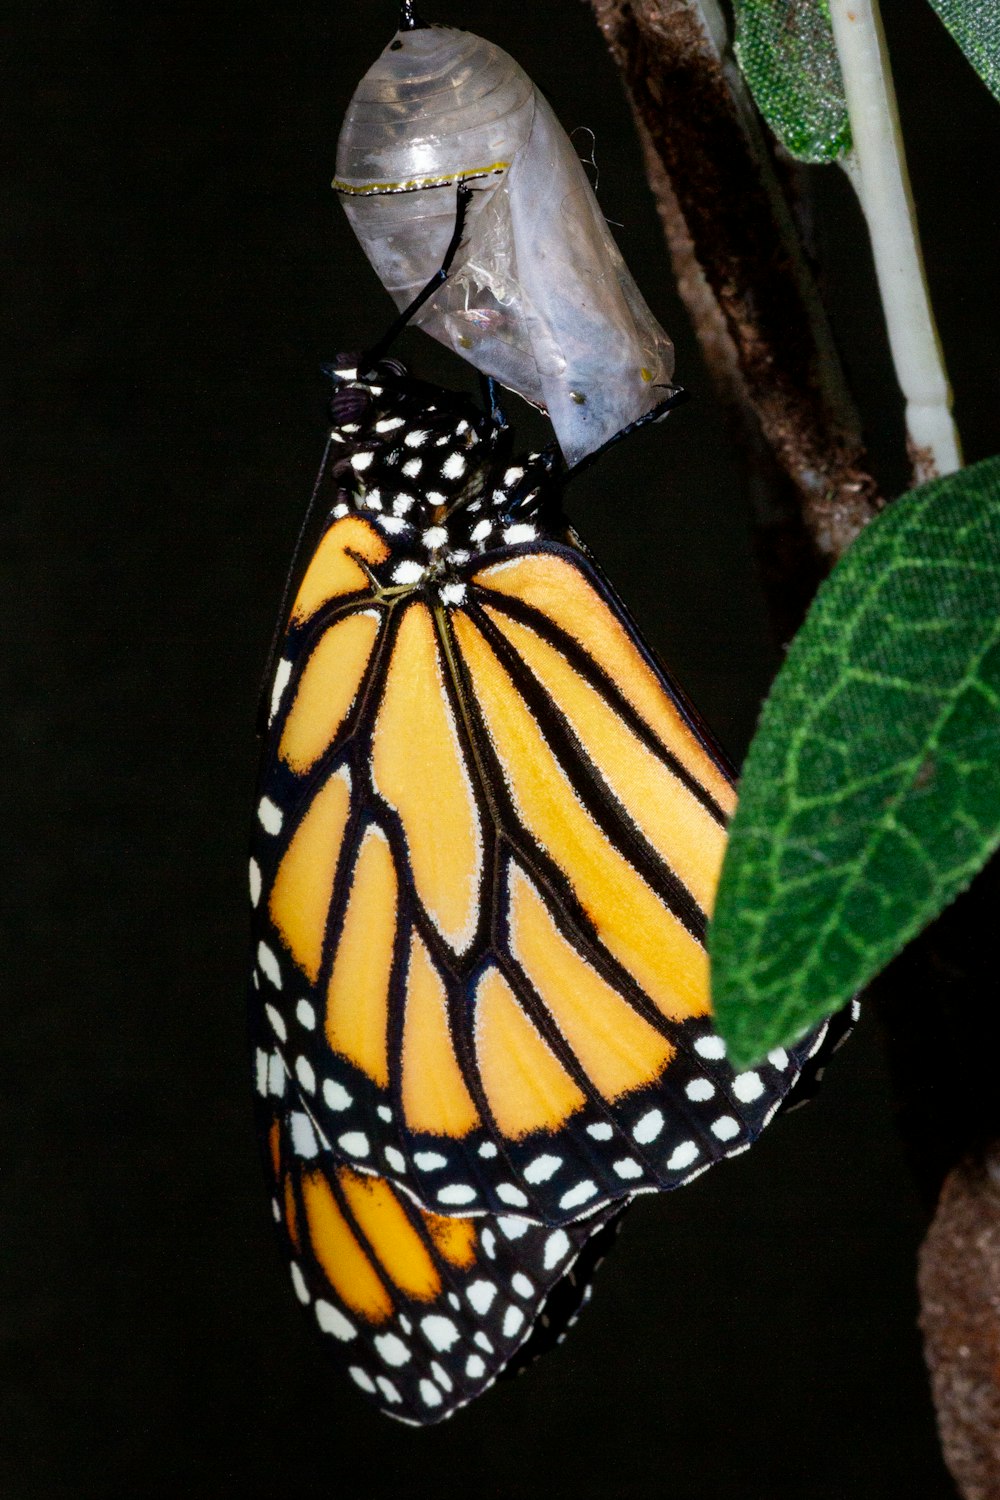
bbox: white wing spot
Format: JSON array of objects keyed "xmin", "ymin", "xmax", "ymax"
[
  {"xmin": 502, "ymin": 1305, "xmax": 525, "ymax": 1338},
  {"xmin": 496, "ymin": 1183, "xmax": 528, "ymax": 1207},
  {"xmin": 666, "ymin": 1141, "xmax": 700, "ymax": 1171},
  {"xmin": 384, "ymin": 1146, "xmax": 406, "ymax": 1172},
  {"xmin": 373, "ymin": 1332, "xmax": 411, "ymax": 1367},
  {"xmin": 478, "ymin": 1141, "xmax": 498, "ymax": 1159},
  {"xmin": 267, "ymin": 1052, "xmax": 286, "ymax": 1097},
  {"xmin": 315, "ymin": 1301, "xmax": 356, "ymax": 1341},
  {"xmin": 392, "ymin": 560, "xmax": 425, "ymax": 585},
  {"xmin": 248, "ymin": 858, "xmax": 262, "ymax": 907},
  {"xmin": 393, "ymin": 494, "xmax": 416, "ymax": 514},
  {"xmin": 377, "ymin": 1104, "xmax": 393, "ymax": 1122},
  {"xmin": 587, "ymin": 1122, "xmax": 613, "ymax": 1141},
  {"xmin": 263, "ymin": 1001, "xmax": 286, "ymax": 1041},
  {"xmin": 254, "ymin": 1049, "xmax": 268, "ymax": 1096},
  {"xmin": 257, "ymin": 796, "xmax": 283, "ymax": 836},
  {"xmin": 269, "ymin": 658, "xmax": 292, "ymax": 724},
  {"xmin": 711, "ymin": 1116, "xmax": 741, "ymax": 1142},
  {"xmin": 376, "ymin": 1375, "xmax": 402, "ymax": 1404},
  {"xmin": 414, "ymin": 1151, "xmax": 447, "ymax": 1171},
  {"xmin": 290, "ymin": 1262, "xmax": 310, "ymax": 1304},
  {"xmin": 436, "ymin": 1184, "xmax": 477, "ymax": 1206},
  {"xmin": 497, "ymin": 1216, "xmax": 529, "ymax": 1240},
  {"xmin": 685, "ymin": 1078, "xmax": 715, "ymax": 1102},
  {"xmin": 633, "ymin": 1108, "xmax": 664, "ymax": 1145},
  {"xmin": 613, "ymin": 1158, "xmax": 643, "ymax": 1180},
  {"xmin": 439, "ymin": 582, "xmax": 467, "ymax": 607},
  {"xmin": 768, "ymin": 1047, "xmax": 790, "ymax": 1070},
  {"xmin": 695, "ymin": 1035, "xmax": 727, "ymax": 1060},
  {"xmin": 465, "ymin": 1354, "xmax": 486, "ymax": 1379},
  {"xmin": 504, "ymin": 467, "xmax": 524, "ymax": 485},
  {"xmin": 543, "ymin": 1230, "xmax": 570, "ymax": 1270},
  {"xmin": 511, "ymin": 1273, "xmax": 534, "ymax": 1298},
  {"xmin": 337, "ymin": 1131, "xmax": 370, "ymax": 1157},
  {"xmin": 419, "ymin": 1379, "xmax": 443, "ymax": 1407},
  {"xmin": 290, "ymin": 1112, "xmax": 319, "ymax": 1158},
  {"xmin": 474, "ymin": 1331, "xmax": 494, "ymax": 1353},
  {"xmin": 733, "ymin": 1070, "xmax": 765, "ymax": 1103},
  {"xmin": 323, "ymin": 1078, "xmax": 352, "ymax": 1111},
  {"xmin": 349, "ymin": 1366, "xmax": 376, "ymax": 1394},
  {"xmin": 258, "ymin": 945, "xmax": 282, "ymax": 993},
  {"xmin": 421, "ymin": 1315, "xmax": 460, "ymax": 1352},
  {"xmin": 350, "ymin": 451, "xmax": 373, "ymax": 472},
  {"xmin": 422, "ymin": 526, "xmax": 448, "ymax": 549},
  {"xmin": 559, "ymin": 1180, "xmax": 598, "ymax": 1211},
  {"xmin": 470, "ymin": 519, "xmax": 492, "ymax": 542},
  {"xmin": 442, "ymin": 452, "xmax": 466, "ymax": 479},
  {"xmin": 295, "ymin": 1056, "xmax": 316, "ymax": 1094},
  {"xmin": 375, "ymin": 416, "xmax": 405, "ymax": 433},
  {"xmin": 378, "ymin": 514, "xmax": 407, "ymax": 535},
  {"xmin": 502, "ymin": 524, "xmax": 537, "ymax": 545},
  {"xmin": 402, "ymin": 458, "xmax": 422, "ymax": 478},
  {"xmin": 523, "ymin": 1153, "xmax": 562, "ymax": 1184},
  {"xmin": 404, "ymin": 429, "xmax": 429, "ymax": 448},
  {"xmin": 467, "ymin": 1280, "xmax": 497, "ymax": 1315},
  {"xmin": 295, "ymin": 998, "xmax": 316, "ymax": 1031},
  {"xmin": 481, "ymin": 1227, "xmax": 496, "ymax": 1259},
  {"xmin": 430, "ymin": 1361, "xmax": 453, "ymax": 1393}
]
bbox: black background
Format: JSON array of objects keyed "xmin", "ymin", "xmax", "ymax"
[{"xmin": 5, "ymin": 1, "xmax": 999, "ymax": 1495}]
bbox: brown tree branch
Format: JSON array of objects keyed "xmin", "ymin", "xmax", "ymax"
[{"xmin": 590, "ymin": 0, "xmax": 882, "ymax": 562}]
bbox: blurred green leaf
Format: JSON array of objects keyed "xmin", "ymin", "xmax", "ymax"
[
  {"xmin": 927, "ymin": 0, "xmax": 1000, "ymax": 103},
  {"xmin": 733, "ymin": 0, "xmax": 851, "ymax": 162},
  {"xmin": 710, "ymin": 456, "xmax": 1000, "ymax": 1068}
]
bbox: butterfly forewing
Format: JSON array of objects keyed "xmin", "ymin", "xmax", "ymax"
[{"xmin": 250, "ymin": 365, "xmax": 833, "ymax": 1228}]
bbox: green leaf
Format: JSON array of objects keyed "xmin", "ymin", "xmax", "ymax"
[
  {"xmin": 709, "ymin": 456, "xmax": 1000, "ymax": 1068},
  {"xmin": 926, "ymin": 0, "xmax": 1000, "ymax": 104},
  {"xmin": 732, "ymin": 0, "xmax": 851, "ymax": 163}
]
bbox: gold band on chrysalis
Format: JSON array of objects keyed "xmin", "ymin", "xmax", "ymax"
[{"xmin": 332, "ymin": 162, "xmax": 509, "ymax": 196}]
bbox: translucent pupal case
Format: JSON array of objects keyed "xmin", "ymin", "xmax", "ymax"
[{"xmin": 333, "ymin": 25, "xmax": 675, "ymax": 466}]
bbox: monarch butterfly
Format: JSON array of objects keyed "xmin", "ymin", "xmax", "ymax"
[
  {"xmin": 333, "ymin": 20, "xmax": 675, "ymax": 466},
  {"xmin": 249, "ymin": 353, "xmax": 847, "ymax": 1420},
  {"xmin": 250, "ymin": 7, "xmax": 852, "ymax": 1424}
]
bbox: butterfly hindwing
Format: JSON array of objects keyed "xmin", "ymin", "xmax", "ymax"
[
  {"xmin": 253, "ymin": 1036, "xmax": 623, "ymax": 1425},
  {"xmin": 250, "ymin": 363, "xmax": 840, "ymax": 1227}
]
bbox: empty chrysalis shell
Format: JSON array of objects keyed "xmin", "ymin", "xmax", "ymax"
[{"xmin": 334, "ymin": 25, "xmax": 675, "ymax": 466}]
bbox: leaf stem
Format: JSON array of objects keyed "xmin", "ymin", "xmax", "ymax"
[{"xmin": 828, "ymin": 0, "xmax": 962, "ymax": 484}]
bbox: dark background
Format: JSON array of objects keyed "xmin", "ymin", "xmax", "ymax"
[{"xmin": 5, "ymin": 1, "xmax": 999, "ymax": 1495}]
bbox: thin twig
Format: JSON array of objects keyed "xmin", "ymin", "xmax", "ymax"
[{"xmin": 829, "ymin": 0, "xmax": 962, "ymax": 484}]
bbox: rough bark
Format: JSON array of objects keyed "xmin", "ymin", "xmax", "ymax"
[{"xmin": 590, "ymin": 0, "xmax": 882, "ymax": 562}]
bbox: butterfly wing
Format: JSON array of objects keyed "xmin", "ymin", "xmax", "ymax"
[
  {"xmin": 251, "ymin": 473, "xmax": 835, "ymax": 1224},
  {"xmin": 253, "ymin": 1030, "xmax": 623, "ymax": 1425}
]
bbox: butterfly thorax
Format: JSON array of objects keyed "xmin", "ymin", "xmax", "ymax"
[{"xmin": 325, "ymin": 357, "xmax": 560, "ymax": 607}]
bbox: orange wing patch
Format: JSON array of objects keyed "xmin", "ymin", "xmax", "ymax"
[
  {"xmin": 301, "ymin": 1168, "xmax": 394, "ymax": 1322},
  {"xmin": 325, "ymin": 825, "xmax": 396, "ymax": 1088},
  {"xmin": 372, "ymin": 603, "xmax": 483, "ymax": 953},
  {"xmin": 338, "ymin": 1169, "xmax": 441, "ymax": 1302},
  {"xmin": 290, "ymin": 516, "xmax": 389, "ymax": 624},
  {"xmin": 279, "ymin": 610, "xmax": 381, "ymax": 775},
  {"xmin": 421, "ymin": 1210, "xmax": 478, "ymax": 1269},
  {"xmin": 453, "ymin": 612, "xmax": 711, "ymax": 1023},
  {"xmin": 474, "ymin": 553, "xmax": 736, "ymax": 816},
  {"xmin": 483, "ymin": 605, "xmax": 728, "ymax": 915},
  {"xmin": 402, "ymin": 933, "xmax": 480, "ymax": 1137},
  {"xmin": 473, "ymin": 966, "xmax": 586, "ymax": 1137},
  {"xmin": 269, "ymin": 767, "xmax": 352, "ymax": 983},
  {"xmin": 507, "ymin": 863, "xmax": 674, "ymax": 1100}
]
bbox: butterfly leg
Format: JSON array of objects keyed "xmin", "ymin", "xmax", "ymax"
[{"xmin": 360, "ymin": 182, "xmax": 475, "ymax": 374}]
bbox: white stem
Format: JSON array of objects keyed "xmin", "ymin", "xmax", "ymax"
[{"xmin": 829, "ymin": 0, "xmax": 961, "ymax": 483}]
